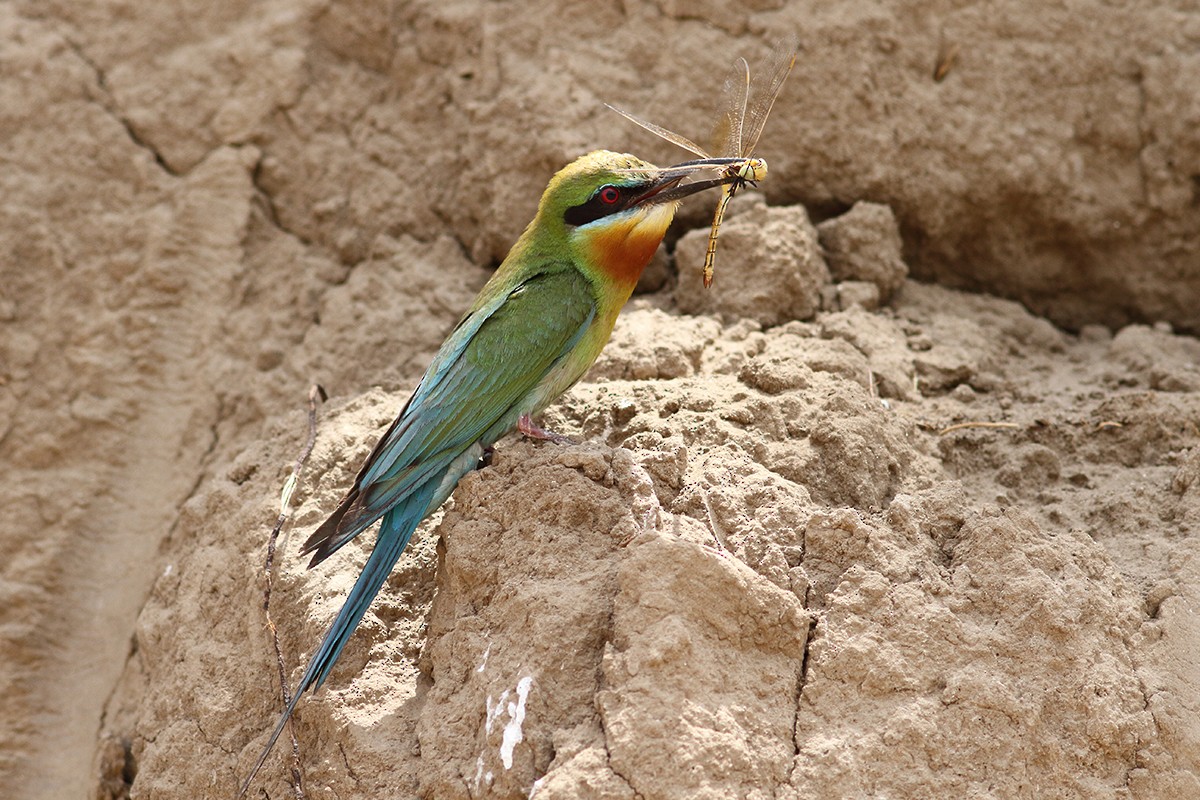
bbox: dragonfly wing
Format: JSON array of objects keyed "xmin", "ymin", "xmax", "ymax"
[
  {"xmin": 740, "ymin": 35, "xmax": 798, "ymax": 156},
  {"xmin": 710, "ymin": 57, "xmax": 750, "ymax": 158},
  {"xmin": 604, "ymin": 103, "xmax": 709, "ymax": 158}
]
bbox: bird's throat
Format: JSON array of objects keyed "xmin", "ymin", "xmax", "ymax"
[{"xmin": 583, "ymin": 203, "xmax": 676, "ymax": 290}]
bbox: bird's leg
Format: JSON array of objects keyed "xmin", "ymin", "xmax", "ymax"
[{"xmin": 518, "ymin": 413, "xmax": 572, "ymax": 445}]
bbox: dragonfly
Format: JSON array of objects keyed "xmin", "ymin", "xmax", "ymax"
[{"xmin": 606, "ymin": 37, "xmax": 797, "ymax": 288}]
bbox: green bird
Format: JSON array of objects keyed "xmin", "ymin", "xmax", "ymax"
[{"xmin": 240, "ymin": 149, "xmax": 749, "ymax": 792}]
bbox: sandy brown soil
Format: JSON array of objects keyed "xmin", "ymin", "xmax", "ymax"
[{"xmin": 3, "ymin": 2, "xmax": 1199, "ymax": 799}]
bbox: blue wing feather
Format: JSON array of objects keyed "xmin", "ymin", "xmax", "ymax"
[
  {"xmin": 242, "ymin": 267, "xmax": 598, "ymax": 795},
  {"xmin": 302, "ymin": 267, "xmax": 596, "ymax": 563}
]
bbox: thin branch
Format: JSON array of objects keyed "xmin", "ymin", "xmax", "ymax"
[{"xmin": 262, "ymin": 384, "xmax": 326, "ymax": 800}]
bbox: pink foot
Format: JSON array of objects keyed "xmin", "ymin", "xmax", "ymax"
[{"xmin": 518, "ymin": 413, "xmax": 572, "ymax": 445}]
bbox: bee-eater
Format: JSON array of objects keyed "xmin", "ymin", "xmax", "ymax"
[{"xmin": 240, "ymin": 149, "xmax": 749, "ymax": 793}]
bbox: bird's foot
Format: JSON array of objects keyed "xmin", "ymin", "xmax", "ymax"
[
  {"xmin": 518, "ymin": 413, "xmax": 572, "ymax": 445},
  {"xmin": 476, "ymin": 445, "xmax": 495, "ymax": 470}
]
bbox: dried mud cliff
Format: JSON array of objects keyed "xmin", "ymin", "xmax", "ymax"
[{"xmin": 2, "ymin": 2, "xmax": 1199, "ymax": 799}]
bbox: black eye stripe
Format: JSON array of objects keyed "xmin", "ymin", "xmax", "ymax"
[{"xmin": 564, "ymin": 183, "xmax": 642, "ymax": 226}]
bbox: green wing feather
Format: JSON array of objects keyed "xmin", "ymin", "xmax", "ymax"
[{"xmin": 303, "ymin": 266, "xmax": 597, "ymax": 563}]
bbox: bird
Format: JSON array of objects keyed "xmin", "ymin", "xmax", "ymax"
[{"xmin": 239, "ymin": 149, "xmax": 748, "ymax": 794}]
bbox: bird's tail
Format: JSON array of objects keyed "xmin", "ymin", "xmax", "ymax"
[{"xmin": 237, "ymin": 478, "xmax": 437, "ymax": 797}]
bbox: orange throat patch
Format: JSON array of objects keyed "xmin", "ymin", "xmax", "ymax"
[{"xmin": 584, "ymin": 203, "xmax": 677, "ymax": 289}]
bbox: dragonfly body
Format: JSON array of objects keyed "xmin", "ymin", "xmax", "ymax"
[
  {"xmin": 607, "ymin": 38, "xmax": 796, "ymax": 287},
  {"xmin": 705, "ymin": 155, "xmax": 770, "ymax": 287}
]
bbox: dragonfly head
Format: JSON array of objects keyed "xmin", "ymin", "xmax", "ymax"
[{"xmin": 734, "ymin": 157, "xmax": 768, "ymax": 183}]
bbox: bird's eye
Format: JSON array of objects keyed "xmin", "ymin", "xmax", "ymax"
[{"xmin": 563, "ymin": 183, "xmax": 629, "ymax": 226}]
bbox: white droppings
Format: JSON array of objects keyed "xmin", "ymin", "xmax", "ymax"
[
  {"xmin": 163, "ymin": 564, "xmax": 173, "ymax": 577},
  {"xmin": 528, "ymin": 776, "xmax": 546, "ymax": 799},
  {"xmin": 476, "ymin": 643, "xmax": 491, "ymax": 673},
  {"xmin": 500, "ymin": 676, "xmax": 534, "ymax": 770},
  {"xmin": 472, "ymin": 755, "xmax": 484, "ymax": 792},
  {"xmin": 485, "ymin": 689, "xmax": 509, "ymax": 735}
]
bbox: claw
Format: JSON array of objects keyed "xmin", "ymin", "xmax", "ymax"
[
  {"xmin": 518, "ymin": 413, "xmax": 572, "ymax": 445},
  {"xmin": 476, "ymin": 445, "xmax": 495, "ymax": 470}
]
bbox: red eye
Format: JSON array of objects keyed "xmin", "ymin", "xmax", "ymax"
[{"xmin": 599, "ymin": 185, "xmax": 621, "ymax": 204}]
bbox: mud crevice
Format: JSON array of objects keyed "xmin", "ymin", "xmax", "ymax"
[
  {"xmin": 595, "ymin": 715, "xmax": 643, "ymax": 800},
  {"xmin": 249, "ymin": 153, "xmax": 312, "ymax": 248},
  {"xmin": 1123, "ymin": 627, "xmax": 1163, "ymax": 786},
  {"xmin": 62, "ymin": 36, "xmax": 179, "ymax": 177},
  {"xmin": 162, "ymin": 404, "xmax": 222, "ymax": 547},
  {"xmin": 790, "ymin": 588, "xmax": 817, "ymax": 781}
]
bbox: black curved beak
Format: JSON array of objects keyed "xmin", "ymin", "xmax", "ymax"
[{"xmin": 630, "ymin": 157, "xmax": 748, "ymax": 207}]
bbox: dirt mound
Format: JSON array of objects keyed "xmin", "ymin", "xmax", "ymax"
[{"xmin": 2, "ymin": 3, "xmax": 1199, "ymax": 799}]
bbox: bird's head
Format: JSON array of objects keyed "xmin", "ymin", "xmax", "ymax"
[{"xmin": 530, "ymin": 150, "xmax": 732, "ymax": 289}]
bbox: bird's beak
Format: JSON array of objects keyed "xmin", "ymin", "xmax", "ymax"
[{"xmin": 629, "ymin": 157, "xmax": 750, "ymax": 207}]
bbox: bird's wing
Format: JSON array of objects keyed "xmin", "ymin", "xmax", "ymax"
[{"xmin": 303, "ymin": 267, "xmax": 597, "ymax": 563}]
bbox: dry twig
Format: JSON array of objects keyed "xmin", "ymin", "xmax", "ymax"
[{"xmin": 261, "ymin": 383, "xmax": 326, "ymax": 800}]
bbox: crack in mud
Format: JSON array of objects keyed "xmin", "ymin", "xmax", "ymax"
[
  {"xmin": 62, "ymin": 37, "xmax": 178, "ymax": 176},
  {"xmin": 1122, "ymin": 627, "xmax": 1161, "ymax": 789},
  {"xmin": 790, "ymin": 586, "xmax": 816, "ymax": 783},
  {"xmin": 596, "ymin": 714, "xmax": 643, "ymax": 800},
  {"xmin": 338, "ymin": 742, "xmax": 359, "ymax": 786},
  {"xmin": 249, "ymin": 153, "xmax": 313, "ymax": 247}
]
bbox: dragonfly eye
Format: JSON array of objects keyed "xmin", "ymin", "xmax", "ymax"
[{"xmin": 598, "ymin": 185, "xmax": 621, "ymax": 204}]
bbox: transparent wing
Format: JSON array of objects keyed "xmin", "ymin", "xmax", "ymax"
[
  {"xmin": 710, "ymin": 57, "xmax": 750, "ymax": 157},
  {"xmin": 740, "ymin": 35, "xmax": 798, "ymax": 156},
  {"xmin": 605, "ymin": 102, "xmax": 709, "ymax": 158}
]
